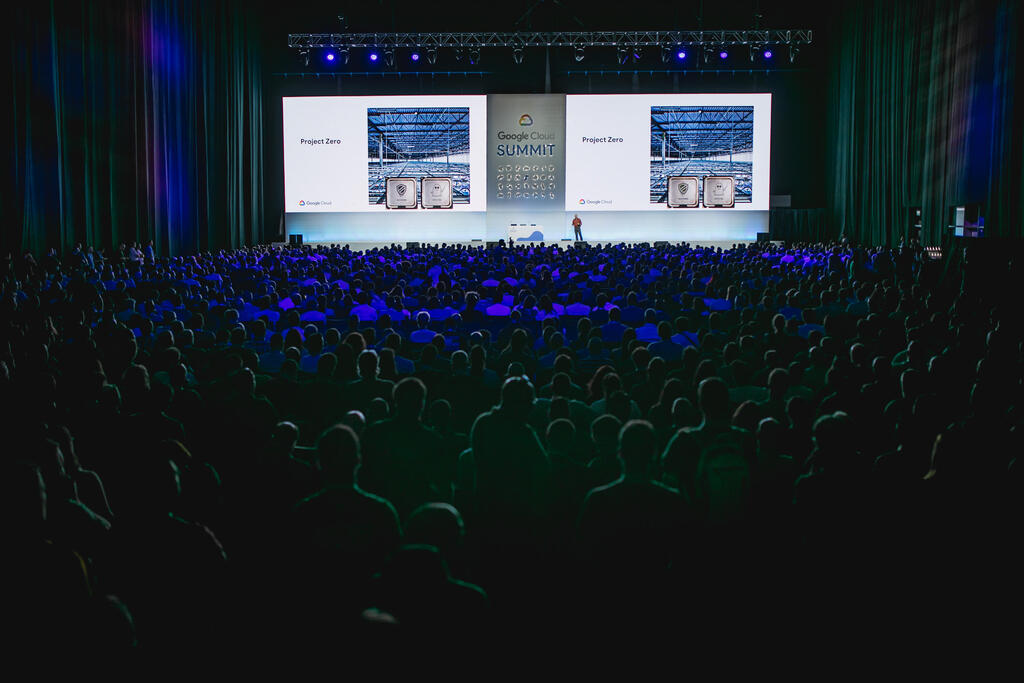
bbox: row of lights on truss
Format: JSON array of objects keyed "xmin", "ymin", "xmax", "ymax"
[{"xmin": 298, "ymin": 43, "xmax": 800, "ymax": 67}]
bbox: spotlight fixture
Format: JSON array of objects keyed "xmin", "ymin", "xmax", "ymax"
[
  {"xmin": 426, "ymin": 48, "xmax": 437, "ymax": 64},
  {"xmin": 339, "ymin": 48, "xmax": 349, "ymax": 65},
  {"xmin": 369, "ymin": 50, "xmax": 379, "ymax": 63},
  {"xmin": 616, "ymin": 47, "xmax": 628, "ymax": 65},
  {"xmin": 749, "ymin": 45, "xmax": 758, "ymax": 62},
  {"xmin": 661, "ymin": 46, "xmax": 671, "ymax": 63},
  {"xmin": 677, "ymin": 48, "xmax": 687, "ymax": 60},
  {"xmin": 719, "ymin": 48, "xmax": 729, "ymax": 59},
  {"xmin": 384, "ymin": 48, "xmax": 395, "ymax": 67},
  {"xmin": 299, "ymin": 48, "xmax": 310, "ymax": 67},
  {"xmin": 512, "ymin": 47, "xmax": 524, "ymax": 65},
  {"xmin": 325, "ymin": 51, "xmax": 335, "ymax": 63},
  {"xmin": 788, "ymin": 45, "xmax": 799, "ymax": 63},
  {"xmin": 454, "ymin": 48, "xmax": 464, "ymax": 62},
  {"xmin": 763, "ymin": 48, "xmax": 773, "ymax": 59},
  {"xmin": 410, "ymin": 50, "xmax": 420, "ymax": 62},
  {"xmin": 468, "ymin": 48, "xmax": 480, "ymax": 65},
  {"xmin": 574, "ymin": 46, "xmax": 585, "ymax": 62},
  {"xmin": 632, "ymin": 47, "xmax": 643, "ymax": 62}
]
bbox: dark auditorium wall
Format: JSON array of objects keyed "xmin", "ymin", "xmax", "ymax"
[
  {"xmin": 826, "ymin": 0, "xmax": 1024, "ymax": 245},
  {"xmin": 2, "ymin": 0, "xmax": 264, "ymax": 257}
]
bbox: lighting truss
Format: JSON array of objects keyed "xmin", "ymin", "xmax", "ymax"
[{"xmin": 288, "ymin": 29, "xmax": 814, "ymax": 51}]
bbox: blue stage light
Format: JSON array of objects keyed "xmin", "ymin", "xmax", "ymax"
[
  {"xmin": 764, "ymin": 49, "xmax": 773, "ymax": 59},
  {"xmin": 719, "ymin": 50, "xmax": 729, "ymax": 59},
  {"xmin": 411, "ymin": 52, "xmax": 420, "ymax": 62},
  {"xmin": 325, "ymin": 52, "xmax": 335, "ymax": 62},
  {"xmin": 369, "ymin": 52, "xmax": 379, "ymax": 62},
  {"xmin": 677, "ymin": 50, "xmax": 687, "ymax": 60}
]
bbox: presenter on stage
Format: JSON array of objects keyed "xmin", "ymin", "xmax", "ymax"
[{"xmin": 572, "ymin": 214, "xmax": 583, "ymax": 241}]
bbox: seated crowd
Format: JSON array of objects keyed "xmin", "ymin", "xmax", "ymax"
[{"xmin": 2, "ymin": 238, "xmax": 1021, "ymax": 648}]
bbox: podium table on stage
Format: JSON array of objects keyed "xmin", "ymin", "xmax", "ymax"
[{"xmin": 509, "ymin": 224, "xmax": 544, "ymax": 242}]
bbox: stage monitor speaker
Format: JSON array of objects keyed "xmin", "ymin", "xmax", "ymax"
[
  {"xmin": 574, "ymin": 241, "xmax": 589, "ymax": 247},
  {"xmin": 756, "ymin": 232, "xmax": 770, "ymax": 243},
  {"xmin": 654, "ymin": 241, "xmax": 669, "ymax": 247},
  {"xmin": 405, "ymin": 242, "xmax": 420, "ymax": 249},
  {"xmin": 486, "ymin": 241, "xmax": 501, "ymax": 249},
  {"xmin": 289, "ymin": 234, "xmax": 303, "ymax": 246}
]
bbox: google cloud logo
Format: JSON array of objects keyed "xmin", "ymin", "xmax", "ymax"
[
  {"xmin": 298, "ymin": 200, "xmax": 305, "ymax": 206},
  {"xmin": 519, "ymin": 114, "xmax": 533, "ymax": 126},
  {"xmin": 578, "ymin": 198, "xmax": 585, "ymax": 205}
]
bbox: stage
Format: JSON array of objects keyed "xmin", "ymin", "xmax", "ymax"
[{"xmin": 288, "ymin": 239, "xmax": 756, "ymax": 252}]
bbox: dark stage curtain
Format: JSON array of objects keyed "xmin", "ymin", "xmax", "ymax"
[
  {"xmin": 4, "ymin": 0, "xmax": 264, "ymax": 257},
  {"xmin": 827, "ymin": 0, "xmax": 1023, "ymax": 245},
  {"xmin": 769, "ymin": 209, "xmax": 835, "ymax": 243}
]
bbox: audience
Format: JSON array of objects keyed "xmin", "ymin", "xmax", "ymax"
[{"xmin": 3, "ymin": 237, "xmax": 1020, "ymax": 647}]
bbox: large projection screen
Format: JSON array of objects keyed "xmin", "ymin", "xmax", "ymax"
[
  {"xmin": 283, "ymin": 95, "xmax": 487, "ymax": 242},
  {"xmin": 564, "ymin": 94, "xmax": 771, "ymax": 212}
]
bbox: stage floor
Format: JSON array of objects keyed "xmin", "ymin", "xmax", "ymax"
[{"xmin": 291, "ymin": 239, "xmax": 754, "ymax": 252}]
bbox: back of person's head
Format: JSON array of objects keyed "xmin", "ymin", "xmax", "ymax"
[
  {"xmin": 672, "ymin": 396, "xmax": 697, "ymax": 428},
  {"xmin": 732, "ymin": 400, "xmax": 763, "ymax": 433},
  {"xmin": 618, "ymin": 419, "xmax": 656, "ymax": 474},
  {"xmin": 657, "ymin": 321, "xmax": 672, "ymax": 340},
  {"xmin": 420, "ymin": 344, "xmax": 438, "ymax": 364},
  {"xmin": 428, "ymin": 399, "xmax": 452, "ymax": 431},
  {"xmin": 268, "ymin": 421, "xmax": 299, "ymax": 460},
  {"xmin": 768, "ymin": 368, "xmax": 790, "ymax": 398},
  {"xmin": 607, "ymin": 390, "xmax": 631, "ymax": 423},
  {"xmin": 646, "ymin": 356, "xmax": 666, "ymax": 381},
  {"xmin": 548, "ymin": 395, "xmax": 570, "ymax": 421},
  {"xmin": 451, "ymin": 349, "xmax": 469, "ymax": 372},
  {"xmin": 358, "ymin": 349, "xmax": 379, "ymax": 379},
  {"xmin": 697, "ymin": 377, "xmax": 730, "ymax": 421},
  {"xmin": 367, "ymin": 397, "xmax": 390, "ymax": 423},
  {"xmin": 546, "ymin": 418, "xmax": 576, "ymax": 454},
  {"xmin": 317, "ymin": 424, "xmax": 360, "ymax": 484},
  {"xmin": 317, "ymin": 352, "xmax": 338, "ymax": 378},
  {"xmin": 339, "ymin": 408, "xmax": 366, "ymax": 435},
  {"xmin": 392, "ymin": 377, "xmax": 426, "ymax": 419},
  {"xmin": 602, "ymin": 372, "xmax": 622, "ymax": 397},
  {"xmin": 590, "ymin": 413, "xmax": 622, "ymax": 456},
  {"xmin": 552, "ymin": 372, "xmax": 571, "ymax": 397},
  {"xmin": 499, "ymin": 375, "xmax": 535, "ymax": 421},
  {"xmin": 345, "ymin": 332, "xmax": 366, "ymax": 354},
  {"xmin": 756, "ymin": 417, "xmax": 784, "ymax": 457},
  {"xmin": 306, "ymin": 333, "xmax": 324, "ymax": 355},
  {"xmin": 405, "ymin": 503, "xmax": 465, "ymax": 559},
  {"xmin": 812, "ymin": 412, "xmax": 856, "ymax": 468}
]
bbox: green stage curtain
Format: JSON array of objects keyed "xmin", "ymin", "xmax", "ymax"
[
  {"xmin": 4, "ymin": 0, "xmax": 264, "ymax": 257},
  {"xmin": 769, "ymin": 209, "xmax": 836, "ymax": 243},
  {"xmin": 827, "ymin": 0, "xmax": 1023, "ymax": 245}
]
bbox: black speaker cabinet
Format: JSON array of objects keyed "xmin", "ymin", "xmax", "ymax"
[{"xmin": 288, "ymin": 234, "xmax": 303, "ymax": 246}]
